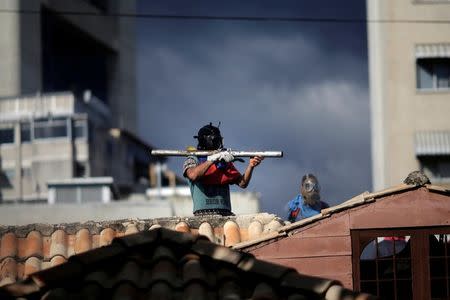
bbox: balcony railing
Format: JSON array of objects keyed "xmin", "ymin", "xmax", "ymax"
[{"xmin": 0, "ymin": 91, "xmax": 111, "ymax": 122}]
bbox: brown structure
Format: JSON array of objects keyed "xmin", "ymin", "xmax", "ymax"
[
  {"xmin": 0, "ymin": 228, "xmax": 374, "ymax": 300},
  {"xmin": 234, "ymin": 184, "xmax": 450, "ymax": 300}
]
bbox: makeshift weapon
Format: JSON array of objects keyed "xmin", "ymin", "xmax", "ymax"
[{"xmin": 151, "ymin": 149, "xmax": 283, "ymax": 158}]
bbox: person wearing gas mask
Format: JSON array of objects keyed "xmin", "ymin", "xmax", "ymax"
[
  {"xmin": 183, "ymin": 123, "xmax": 264, "ymax": 216},
  {"xmin": 287, "ymin": 173, "xmax": 329, "ymax": 222}
]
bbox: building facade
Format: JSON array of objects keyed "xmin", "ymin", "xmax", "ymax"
[
  {"xmin": 0, "ymin": 0, "xmax": 137, "ymax": 132},
  {"xmin": 0, "ymin": 92, "xmax": 159, "ymax": 202},
  {"xmin": 0, "ymin": 0, "xmax": 167, "ymax": 202},
  {"xmin": 367, "ymin": 0, "xmax": 450, "ymax": 190}
]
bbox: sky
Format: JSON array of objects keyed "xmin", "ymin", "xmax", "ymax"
[{"xmin": 137, "ymin": 0, "xmax": 371, "ymax": 218}]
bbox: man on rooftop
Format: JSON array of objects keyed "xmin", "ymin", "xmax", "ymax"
[
  {"xmin": 287, "ymin": 173, "xmax": 329, "ymax": 222},
  {"xmin": 183, "ymin": 123, "xmax": 263, "ymax": 216}
]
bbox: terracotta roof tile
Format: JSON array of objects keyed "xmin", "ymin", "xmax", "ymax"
[
  {"xmin": 50, "ymin": 256, "xmax": 66, "ymax": 267},
  {"xmin": 217, "ymin": 279, "xmax": 241, "ymax": 299},
  {"xmin": 150, "ymin": 257, "xmax": 176, "ymax": 283},
  {"xmin": 49, "ymin": 230, "xmax": 66, "ymax": 259},
  {"xmin": 0, "ymin": 257, "xmax": 17, "ymax": 286},
  {"xmin": 252, "ymin": 282, "xmax": 277, "ymax": 299},
  {"xmin": 152, "ymin": 244, "xmax": 176, "ymax": 262},
  {"xmin": 149, "ymin": 224, "xmax": 162, "ymax": 230},
  {"xmin": 147, "ymin": 282, "xmax": 173, "ymax": 300},
  {"xmin": 84, "ymin": 270, "xmax": 109, "ymax": 287},
  {"xmin": 25, "ymin": 231, "xmax": 42, "ymax": 259},
  {"xmin": 78, "ymin": 284, "xmax": 102, "ymax": 300},
  {"xmin": 1, "ymin": 233, "xmax": 17, "ymax": 259},
  {"xmin": 174, "ymin": 221, "xmax": 190, "ymax": 233},
  {"xmin": 99, "ymin": 227, "xmax": 115, "ymax": 246},
  {"xmin": 112, "ymin": 282, "xmax": 139, "ymax": 300},
  {"xmin": 124, "ymin": 223, "xmax": 138, "ymax": 235},
  {"xmin": 0, "ymin": 228, "xmax": 375, "ymax": 300},
  {"xmin": 74, "ymin": 229, "xmax": 91, "ymax": 254},
  {"xmin": 248, "ymin": 220, "xmax": 264, "ymax": 239},
  {"xmin": 198, "ymin": 222, "xmax": 214, "ymax": 242},
  {"xmin": 183, "ymin": 255, "xmax": 207, "ymax": 283},
  {"xmin": 0, "ymin": 213, "xmax": 284, "ymax": 285},
  {"xmin": 223, "ymin": 220, "xmax": 241, "ymax": 246},
  {"xmin": 23, "ymin": 257, "xmax": 40, "ymax": 278},
  {"xmin": 191, "ymin": 239, "xmax": 243, "ymax": 265},
  {"xmin": 116, "ymin": 260, "xmax": 141, "ymax": 285}
]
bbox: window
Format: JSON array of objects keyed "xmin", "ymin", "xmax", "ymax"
[
  {"xmin": 21, "ymin": 122, "xmax": 31, "ymax": 142},
  {"xmin": 54, "ymin": 186, "xmax": 103, "ymax": 203},
  {"xmin": 420, "ymin": 156, "xmax": 450, "ymax": 182},
  {"xmin": 359, "ymin": 236, "xmax": 412, "ymax": 299},
  {"xmin": 34, "ymin": 117, "xmax": 68, "ymax": 139},
  {"xmin": 0, "ymin": 127, "xmax": 14, "ymax": 144},
  {"xmin": 74, "ymin": 119, "xmax": 87, "ymax": 139},
  {"xmin": 353, "ymin": 228, "xmax": 450, "ymax": 300},
  {"xmin": 2, "ymin": 169, "xmax": 15, "ymax": 187},
  {"xmin": 429, "ymin": 234, "xmax": 450, "ymax": 299},
  {"xmin": 22, "ymin": 167, "xmax": 32, "ymax": 178},
  {"xmin": 55, "ymin": 188, "xmax": 78, "ymax": 203},
  {"xmin": 417, "ymin": 58, "xmax": 450, "ymax": 90},
  {"xmin": 75, "ymin": 162, "xmax": 87, "ymax": 177}
]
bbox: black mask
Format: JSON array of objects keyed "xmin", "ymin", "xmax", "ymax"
[{"xmin": 194, "ymin": 124, "xmax": 223, "ymax": 150}]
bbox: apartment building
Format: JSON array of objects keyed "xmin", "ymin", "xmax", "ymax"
[
  {"xmin": 0, "ymin": 0, "xmax": 137, "ymax": 132},
  {"xmin": 0, "ymin": 1, "xmax": 181, "ymax": 202},
  {"xmin": 368, "ymin": 0, "xmax": 450, "ymax": 190},
  {"xmin": 0, "ymin": 92, "xmax": 163, "ymax": 202}
]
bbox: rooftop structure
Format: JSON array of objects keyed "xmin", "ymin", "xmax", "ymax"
[
  {"xmin": 235, "ymin": 182, "xmax": 450, "ymax": 299},
  {"xmin": 0, "ymin": 228, "xmax": 374, "ymax": 300},
  {"xmin": 0, "ymin": 213, "xmax": 286, "ymax": 286}
]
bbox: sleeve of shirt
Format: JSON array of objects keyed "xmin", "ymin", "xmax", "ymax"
[
  {"xmin": 183, "ymin": 156, "xmax": 198, "ymax": 177},
  {"xmin": 287, "ymin": 197, "xmax": 301, "ymax": 222},
  {"xmin": 287, "ymin": 196, "xmax": 300, "ymax": 210},
  {"xmin": 226, "ymin": 162, "xmax": 243, "ymax": 184}
]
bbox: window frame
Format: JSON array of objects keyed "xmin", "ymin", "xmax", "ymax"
[
  {"xmin": 0, "ymin": 126, "xmax": 15, "ymax": 145},
  {"xmin": 416, "ymin": 58, "xmax": 450, "ymax": 92},
  {"xmin": 1, "ymin": 168, "xmax": 16, "ymax": 189},
  {"xmin": 418, "ymin": 155, "xmax": 450, "ymax": 183},
  {"xmin": 73, "ymin": 118, "xmax": 88, "ymax": 140},
  {"xmin": 20, "ymin": 122, "xmax": 31, "ymax": 143},
  {"xmin": 33, "ymin": 117, "xmax": 69, "ymax": 141},
  {"xmin": 352, "ymin": 227, "xmax": 450, "ymax": 300}
]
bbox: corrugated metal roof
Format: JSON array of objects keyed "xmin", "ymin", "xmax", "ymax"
[
  {"xmin": 416, "ymin": 43, "xmax": 450, "ymax": 58},
  {"xmin": 415, "ymin": 131, "xmax": 450, "ymax": 156}
]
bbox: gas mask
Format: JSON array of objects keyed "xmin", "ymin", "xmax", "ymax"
[
  {"xmin": 195, "ymin": 123, "xmax": 223, "ymax": 150},
  {"xmin": 301, "ymin": 175, "xmax": 321, "ymax": 206}
]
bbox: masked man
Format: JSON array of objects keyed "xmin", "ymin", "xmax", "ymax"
[
  {"xmin": 287, "ymin": 173, "xmax": 329, "ymax": 222},
  {"xmin": 183, "ymin": 123, "xmax": 263, "ymax": 216}
]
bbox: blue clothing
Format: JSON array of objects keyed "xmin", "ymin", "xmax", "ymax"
[{"xmin": 287, "ymin": 195, "xmax": 329, "ymax": 222}]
